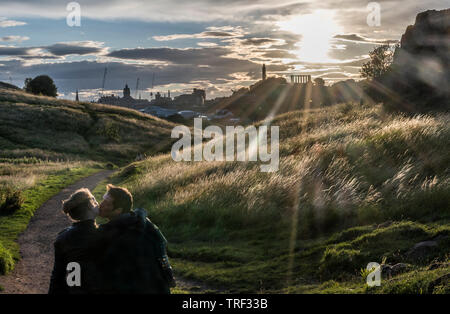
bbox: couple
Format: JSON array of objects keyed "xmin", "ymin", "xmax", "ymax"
[{"xmin": 48, "ymin": 184, "xmax": 176, "ymax": 294}]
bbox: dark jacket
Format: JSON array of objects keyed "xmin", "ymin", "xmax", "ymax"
[
  {"xmin": 97, "ymin": 210, "xmax": 173, "ymax": 294},
  {"xmin": 49, "ymin": 219, "xmax": 102, "ymax": 294}
]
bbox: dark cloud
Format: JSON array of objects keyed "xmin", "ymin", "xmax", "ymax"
[
  {"xmin": 241, "ymin": 38, "xmax": 278, "ymax": 46},
  {"xmin": 0, "ymin": 46, "xmax": 31, "ymax": 56},
  {"xmin": 0, "ymin": 41, "xmax": 106, "ymax": 59},
  {"xmin": 44, "ymin": 43, "xmax": 105, "ymax": 56},
  {"xmin": 202, "ymin": 31, "xmax": 236, "ymax": 37},
  {"xmin": 108, "ymin": 47, "xmax": 242, "ymax": 67}
]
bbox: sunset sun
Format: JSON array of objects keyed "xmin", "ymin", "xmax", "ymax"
[{"xmin": 277, "ymin": 10, "xmax": 342, "ymax": 63}]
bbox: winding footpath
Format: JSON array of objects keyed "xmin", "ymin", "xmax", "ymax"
[
  {"xmin": 0, "ymin": 170, "xmax": 217, "ymax": 294},
  {"xmin": 0, "ymin": 170, "xmax": 113, "ymax": 294}
]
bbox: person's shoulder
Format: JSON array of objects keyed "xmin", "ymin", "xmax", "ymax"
[{"xmin": 55, "ymin": 226, "xmax": 73, "ymax": 244}]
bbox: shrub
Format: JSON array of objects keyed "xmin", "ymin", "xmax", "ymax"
[
  {"xmin": 24, "ymin": 75, "xmax": 57, "ymax": 97},
  {"xmin": 0, "ymin": 242, "xmax": 14, "ymax": 275},
  {"xmin": 319, "ymin": 246, "xmax": 364, "ymax": 279},
  {"xmin": 0, "ymin": 186, "xmax": 24, "ymax": 216}
]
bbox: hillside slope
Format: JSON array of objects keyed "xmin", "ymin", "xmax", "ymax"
[
  {"xmin": 108, "ymin": 102, "xmax": 449, "ymax": 293},
  {"xmin": 0, "ymin": 88, "xmax": 176, "ymax": 165},
  {"xmin": 0, "ymin": 89, "xmax": 177, "ymax": 277}
]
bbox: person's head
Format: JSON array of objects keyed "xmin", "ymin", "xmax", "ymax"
[
  {"xmin": 99, "ymin": 184, "xmax": 133, "ymax": 220},
  {"xmin": 62, "ymin": 188, "xmax": 99, "ymax": 222}
]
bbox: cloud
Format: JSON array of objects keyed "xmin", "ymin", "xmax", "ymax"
[
  {"xmin": 334, "ymin": 34, "xmax": 399, "ymax": 44},
  {"xmin": 197, "ymin": 42, "xmax": 219, "ymax": 47},
  {"xmin": 44, "ymin": 41, "xmax": 108, "ymax": 56},
  {"xmin": 0, "ymin": 46, "xmax": 31, "ymax": 56},
  {"xmin": 0, "ymin": 41, "xmax": 107, "ymax": 59},
  {"xmin": 153, "ymin": 26, "xmax": 245, "ymax": 41},
  {"xmin": 260, "ymin": 49, "xmax": 298, "ymax": 59},
  {"xmin": 0, "ymin": 17, "xmax": 27, "ymax": 27},
  {"xmin": 241, "ymin": 38, "xmax": 280, "ymax": 46},
  {"xmin": 108, "ymin": 47, "xmax": 230, "ymax": 65},
  {"xmin": 0, "ymin": 35, "xmax": 30, "ymax": 42},
  {"xmin": 0, "ymin": 0, "xmax": 304, "ymax": 22}
]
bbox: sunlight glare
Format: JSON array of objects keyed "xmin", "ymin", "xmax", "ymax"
[{"xmin": 276, "ymin": 10, "xmax": 342, "ymax": 63}]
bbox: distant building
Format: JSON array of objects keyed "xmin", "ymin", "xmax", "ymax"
[
  {"xmin": 123, "ymin": 84, "xmax": 131, "ymax": 98},
  {"xmin": 149, "ymin": 91, "xmax": 173, "ymax": 107},
  {"xmin": 98, "ymin": 83, "xmax": 151, "ymax": 109},
  {"xmin": 98, "ymin": 84, "xmax": 207, "ymax": 113},
  {"xmin": 290, "ymin": 74, "xmax": 311, "ymax": 84},
  {"xmin": 173, "ymin": 88, "xmax": 206, "ymax": 107}
]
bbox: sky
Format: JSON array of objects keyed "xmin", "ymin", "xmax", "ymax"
[{"xmin": 0, "ymin": 0, "xmax": 448, "ymax": 101}]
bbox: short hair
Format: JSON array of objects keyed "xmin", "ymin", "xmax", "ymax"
[
  {"xmin": 62, "ymin": 188, "xmax": 96, "ymax": 221},
  {"xmin": 106, "ymin": 184, "xmax": 133, "ymax": 213}
]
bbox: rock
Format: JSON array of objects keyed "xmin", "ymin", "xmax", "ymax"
[
  {"xmin": 390, "ymin": 9, "xmax": 450, "ymax": 111},
  {"xmin": 390, "ymin": 263, "xmax": 411, "ymax": 276},
  {"xmin": 381, "ymin": 263, "xmax": 411, "ymax": 278},
  {"xmin": 406, "ymin": 240, "xmax": 438, "ymax": 261},
  {"xmin": 431, "ymin": 234, "xmax": 449, "ymax": 243},
  {"xmin": 427, "ymin": 273, "xmax": 450, "ymax": 294},
  {"xmin": 381, "ymin": 264, "xmax": 392, "ymax": 279}
]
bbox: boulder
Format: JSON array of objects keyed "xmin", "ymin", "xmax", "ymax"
[
  {"xmin": 406, "ymin": 240, "xmax": 438, "ymax": 261},
  {"xmin": 390, "ymin": 263, "xmax": 411, "ymax": 276},
  {"xmin": 381, "ymin": 263, "xmax": 412, "ymax": 278},
  {"xmin": 390, "ymin": 9, "xmax": 450, "ymax": 111}
]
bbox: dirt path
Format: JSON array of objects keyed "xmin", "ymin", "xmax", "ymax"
[{"xmin": 0, "ymin": 170, "xmax": 113, "ymax": 294}]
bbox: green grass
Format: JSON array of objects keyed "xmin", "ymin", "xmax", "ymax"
[
  {"xmin": 108, "ymin": 102, "xmax": 449, "ymax": 293},
  {"xmin": 167, "ymin": 221, "xmax": 449, "ymax": 293},
  {"xmin": 0, "ymin": 165, "xmax": 101, "ymax": 274},
  {"xmin": 0, "ymin": 88, "xmax": 176, "ymax": 165}
]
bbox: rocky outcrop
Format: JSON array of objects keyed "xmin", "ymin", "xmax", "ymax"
[
  {"xmin": 406, "ymin": 240, "xmax": 439, "ymax": 260},
  {"xmin": 406, "ymin": 234, "xmax": 449, "ymax": 262},
  {"xmin": 390, "ymin": 9, "xmax": 450, "ymax": 111},
  {"xmin": 381, "ymin": 263, "xmax": 412, "ymax": 279}
]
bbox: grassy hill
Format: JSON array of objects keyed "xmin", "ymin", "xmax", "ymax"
[
  {"xmin": 0, "ymin": 88, "xmax": 176, "ymax": 165},
  {"xmin": 209, "ymin": 77, "xmax": 364, "ymax": 123},
  {"xmin": 106, "ymin": 102, "xmax": 449, "ymax": 293},
  {"xmin": 0, "ymin": 88, "xmax": 177, "ymax": 275}
]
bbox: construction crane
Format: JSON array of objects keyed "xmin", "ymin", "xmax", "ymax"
[
  {"xmin": 135, "ymin": 77, "xmax": 140, "ymax": 98},
  {"xmin": 150, "ymin": 73, "xmax": 155, "ymax": 99},
  {"xmin": 101, "ymin": 66, "xmax": 107, "ymax": 97}
]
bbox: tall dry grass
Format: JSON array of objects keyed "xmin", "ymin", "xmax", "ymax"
[{"xmin": 115, "ymin": 103, "xmax": 450, "ymax": 240}]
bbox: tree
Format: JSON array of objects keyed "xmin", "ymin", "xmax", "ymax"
[
  {"xmin": 360, "ymin": 44, "xmax": 397, "ymax": 81},
  {"xmin": 24, "ymin": 75, "xmax": 57, "ymax": 97},
  {"xmin": 314, "ymin": 77, "xmax": 325, "ymax": 87},
  {"xmin": 24, "ymin": 78, "xmax": 32, "ymax": 89}
]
